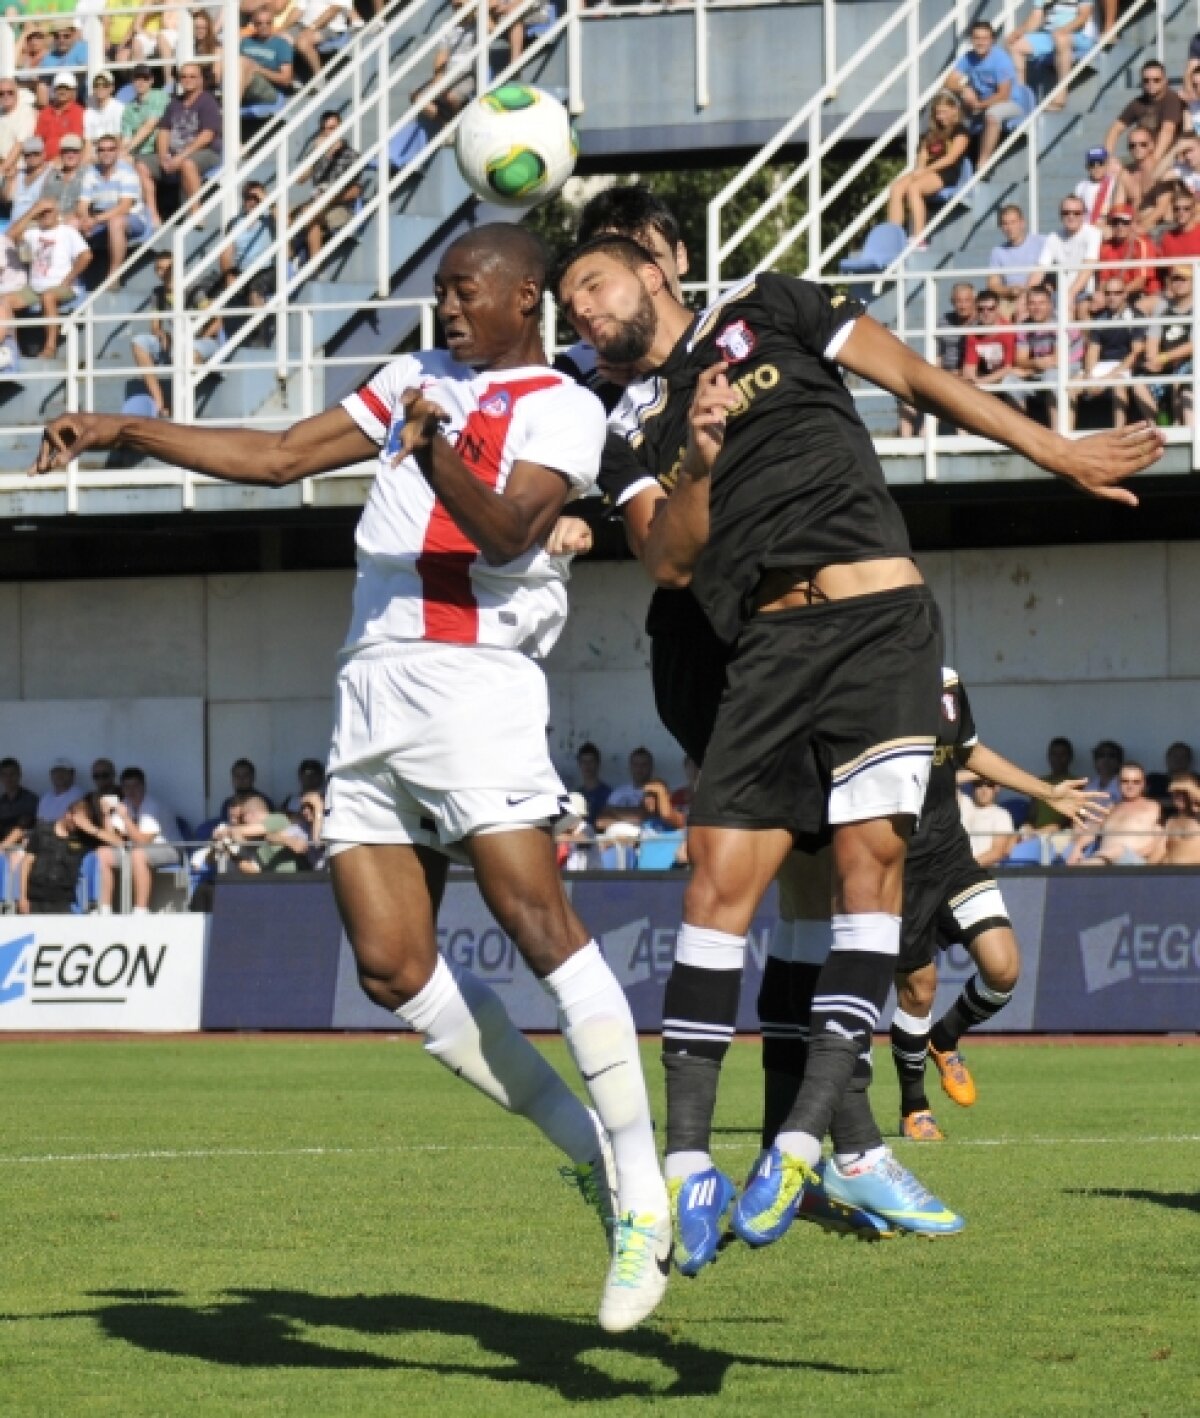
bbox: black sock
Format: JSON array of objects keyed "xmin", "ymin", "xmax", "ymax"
[
  {"xmin": 662, "ymin": 956, "xmax": 741, "ymax": 1155},
  {"xmin": 890, "ymin": 1007, "xmax": 932, "ymax": 1115},
  {"xmin": 758, "ymin": 954, "xmax": 806, "ymax": 1149},
  {"xmin": 829, "ymin": 1048, "xmax": 883, "ymax": 1156},
  {"xmin": 930, "ymin": 974, "xmax": 1013, "ymax": 1053}
]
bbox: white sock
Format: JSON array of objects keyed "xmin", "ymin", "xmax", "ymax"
[
  {"xmin": 833, "ymin": 1144, "xmax": 888, "ymax": 1173},
  {"xmin": 768, "ymin": 1130, "xmax": 823, "ymax": 1170},
  {"xmin": 542, "ymin": 941, "xmax": 667, "ymax": 1215},
  {"xmin": 397, "ymin": 956, "xmax": 599, "ymax": 1166},
  {"xmin": 664, "ymin": 1150, "xmax": 712, "ymax": 1182}
]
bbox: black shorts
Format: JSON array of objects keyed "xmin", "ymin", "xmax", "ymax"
[
  {"xmin": 689, "ymin": 585, "xmax": 941, "ymax": 836},
  {"xmin": 649, "ymin": 590, "xmax": 731, "ymax": 767},
  {"xmin": 898, "ymin": 834, "xmax": 1011, "ymax": 974}
]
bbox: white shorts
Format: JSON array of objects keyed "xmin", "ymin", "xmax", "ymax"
[{"xmin": 323, "ymin": 641, "xmax": 567, "ymax": 860}]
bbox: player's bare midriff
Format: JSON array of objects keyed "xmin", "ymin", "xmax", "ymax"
[{"xmin": 752, "ymin": 557, "xmax": 924, "ymax": 613}]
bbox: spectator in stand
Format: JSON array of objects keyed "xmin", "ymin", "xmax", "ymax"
[
  {"xmin": 987, "ymin": 203, "xmax": 1045, "ymax": 314},
  {"xmin": 597, "ymin": 746, "xmax": 657, "ymax": 829},
  {"xmin": 140, "ymin": 62, "xmax": 223, "ymax": 214},
  {"xmin": 37, "ymin": 757, "xmax": 80, "ymax": 821},
  {"xmin": 1084, "ymin": 739, "xmax": 1123, "ymax": 805},
  {"xmin": 43, "ymin": 133, "xmax": 88, "ymax": 219},
  {"xmin": 77, "ymin": 134, "xmax": 153, "ymax": 277},
  {"xmin": 960, "ymin": 777, "xmax": 1017, "ymax": 866},
  {"xmin": 16, "ymin": 28, "xmax": 50, "ymax": 81},
  {"xmin": 898, "ymin": 281, "xmax": 977, "ymax": 435},
  {"xmin": 91, "ymin": 757, "xmax": 118, "ymax": 794},
  {"xmin": 281, "ymin": 0, "xmax": 356, "ymax": 77},
  {"xmin": 295, "ymin": 110, "xmax": 363, "ymax": 264},
  {"xmin": 1104, "ymin": 60, "xmax": 1185, "ymax": 177},
  {"xmin": 216, "ymin": 180, "xmax": 275, "ymax": 309},
  {"xmin": 1143, "ymin": 267, "xmax": 1195, "ymax": 427},
  {"xmin": 6, "ymin": 199, "xmax": 91, "ymax": 358},
  {"xmin": 944, "ymin": 20, "xmax": 1025, "ymax": 171},
  {"xmin": 1147, "ymin": 741, "xmax": 1194, "ymax": 806},
  {"xmin": 219, "ymin": 757, "xmax": 273, "ymax": 820},
  {"xmin": 670, "ymin": 755, "xmax": 698, "ymax": 819},
  {"xmin": 17, "ymin": 796, "xmax": 112, "ymax": 914},
  {"xmin": 3, "ymin": 137, "xmax": 53, "ymax": 226},
  {"xmin": 239, "ymin": 6, "xmax": 295, "ymax": 105},
  {"xmin": 95, "ymin": 764, "xmax": 179, "ymax": 913},
  {"xmin": 1037, "ymin": 192, "xmax": 1102, "ymax": 306},
  {"xmin": 218, "ymin": 793, "xmax": 310, "ymax": 874},
  {"xmin": 0, "ymin": 228, "xmax": 27, "ymax": 369},
  {"xmin": 1067, "ymin": 761, "xmax": 1163, "ymax": 865},
  {"xmin": 130, "ymin": 252, "xmax": 225, "ymax": 417},
  {"xmin": 280, "ymin": 756, "xmax": 325, "ymax": 814},
  {"xmin": 1093, "ymin": 204, "xmax": 1159, "ymax": 312},
  {"xmin": 1026, "ymin": 736, "xmax": 1076, "ymax": 832},
  {"xmin": 1006, "ymin": 1, "xmax": 1097, "ymax": 109},
  {"xmin": 573, "ymin": 741, "xmax": 610, "ymax": 827},
  {"xmin": 120, "ymin": 66, "xmax": 170, "ymax": 226},
  {"xmin": 84, "ymin": 70, "xmax": 125, "ymax": 150},
  {"xmin": 189, "ymin": 11, "xmax": 223, "ymax": 88},
  {"xmin": 292, "ymin": 789, "xmax": 326, "ymax": 869},
  {"xmin": 411, "ymin": 0, "xmax": 524, "ymax": 129},
  {"xmin": 1075, "ymin": 146, "xmax": 1118, "ymax": 225},
  {"xmin": 1170, "ymin": 136, "xmax": 1200, "ymax": 199},
  {"xmin": 639, "ymin": 780, "xmax": 685, "ymax": 835},
  {"xmin": 1162, "ymin": 772, "xmax": 1200, "ymax": 865},
  {"xmin": 961, "ymin": 290, "xmax": 1019, "ymax": 393},
  {"xmin": 884, "ymin": 92, "xmax": 969, "ymax": 247},
  {"xmin": 37, "ymin": 22, "xmax": 89, "ymax": 99},
  {"xmin": 1157, "ymin": 188, "xmax": 1200, "ymax": 262},
  {"xmin": 35, "ymin": 72, "xmax": 85, "ymax": 160},
  {"xmin": 0, "ymin": 76, "xmax": 37, "ymax": 171},
  {"xmin": 1118, "ymin": 127, "xmax": 1173, "ymax": 233},
  {"xmin": 0, "ymin": 757, "xmax": 40, "ymax": 849},
  {"xmin": 1080, "ymin": 276, "xmax": 1154, "ymax": 426},
  {"xmin": 1015, "ymin": 283, "xmax": 1070, "ymax": 428}
]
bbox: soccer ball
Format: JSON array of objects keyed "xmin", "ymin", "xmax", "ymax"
[{"xmin": 455, "ymin": 84, "xmax": 578, "ymax": 209}]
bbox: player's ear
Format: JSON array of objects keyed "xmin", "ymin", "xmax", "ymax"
[{"xmin": 518, "ymin": 276, "xmax": 541, "ymax": 315}]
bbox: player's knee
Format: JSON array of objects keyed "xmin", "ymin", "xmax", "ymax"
[
  {"xmin": 896, "ymin": 967, "xmax": 935, "ymax": 1015},
  {"xmin": 354, "ymin": 945, "xmax": 433, "ymax": 1010},
  {"xmin": 981, "ymin": 954, "xmax": 1020, "ymax": 994}
]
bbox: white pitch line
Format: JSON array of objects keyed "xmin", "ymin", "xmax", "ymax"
[{"xmin": 1, "ymin": 1134, "xmax": 1200, "ymax": 1166}]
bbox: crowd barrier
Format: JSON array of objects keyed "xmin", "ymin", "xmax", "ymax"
[{"xmin": 2, "ymin": 870, "xmax": 1197, "ymax": 1033}]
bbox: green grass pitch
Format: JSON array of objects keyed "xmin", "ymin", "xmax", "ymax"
[{"xmin": 2, "ymin": 1037, "xmax": 1197, "ymax": 1417}]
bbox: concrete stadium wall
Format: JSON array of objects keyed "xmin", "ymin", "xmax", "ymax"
[{"xmin": 0, "ymin": 543, "xmax": 1195, "ymax": 816}]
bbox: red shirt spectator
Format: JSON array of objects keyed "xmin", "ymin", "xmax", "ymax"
[
  {"xmin": 963, "ymin": 297, "xmax": 1018, "ymax": 381},
  {"xmin": 1158, "ymin": 190, "xmax": 1200, "ymax": 261},
  {"xmin": 1097, "ymin": 207, "xmax": 1160, "ymax": 295},
  {"xmin": 34, "ymin": 80, "xmax": 84, "ymax": 159}
]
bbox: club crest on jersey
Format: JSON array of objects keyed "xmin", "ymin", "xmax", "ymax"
[
  {"xmin": 715, "ymin": 319, "xmax": 757, "ymax": 363},
  {"xmin": 942, "ymin": 691, "xmax": 958, "ymax": 722},
  {"xmin": 480, "ymin": 390, "xmax": 512, "ymax": 418}
]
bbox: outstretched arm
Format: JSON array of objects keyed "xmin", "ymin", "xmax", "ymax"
[
  {"xmin": 964, "ymin": 742, "xmax": 1110, "ymax": 829},
  {"xmin": 836, "ymin": 315, "xmax": 1164, "ymax": 505},
  {"xmin": 33, "ymin": 405, "xmax": 378, "ymax": 483}
]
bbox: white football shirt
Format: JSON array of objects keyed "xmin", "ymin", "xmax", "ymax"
[{"xmin": 341, "ymin": 350, "xmax": 605, "ymax": 658}]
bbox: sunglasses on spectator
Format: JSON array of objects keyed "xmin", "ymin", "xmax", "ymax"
[
  {"xmin": 1110, "ymin": 215, "xmax": 1131, "ymax": 223},
  {"xmin": 1119, "ymin": 775, "xmax": 1144, "ymax": 785},
  {"xmin": 0, "ymin": 86, "xmax": 17, "ymax": 96},
  {"xmin": 1104, "ymin": 285, "xmax": 1126, "ymax": 294}
]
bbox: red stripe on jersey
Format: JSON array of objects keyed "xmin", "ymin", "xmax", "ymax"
[
  {"xmin": 416, "ymin": 375, "xmax": 562, "ymax": 643},
  {"xmin": 356, "ymin": 383, "xmax": 391, "ymax": 433}
]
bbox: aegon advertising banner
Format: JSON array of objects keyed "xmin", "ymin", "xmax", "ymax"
[
  {"xmin": 0, "ymin": 916, "xmax": 208, "ymax": 1031},
  {"xmin": 1032, "ymin": 873, "xmax": 1200, "ymax": 1031}
]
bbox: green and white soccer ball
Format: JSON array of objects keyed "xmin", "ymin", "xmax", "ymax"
[{"xmin": 455, "ymin": 84, "xmax": 578, "ymax": 208}]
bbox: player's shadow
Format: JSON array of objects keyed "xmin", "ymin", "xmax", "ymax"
[
  {"xmin": 13, "ymin": 1288, "xmax": 882, "ymax": 1400},
  {"xmin": 1067, "ymin": 1187, "xmax": 1200, "ymax": 1216}
]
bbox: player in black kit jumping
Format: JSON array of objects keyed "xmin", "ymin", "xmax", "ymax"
[{"xmin": 557, "ymin": 232, "xmax": 1160, "ymax": 1269}]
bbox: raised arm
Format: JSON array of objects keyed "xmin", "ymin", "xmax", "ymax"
[
  {"xmin": 34, "ymin": 404, "xmax": 378, "ymax": 482},
  {"xmin": 836, "ymin": 314, "xmax": 1164, "ymax": 504},
  {"xmin": 963, "ymin": 741, "xmax": 1111, "ymax": 829}
]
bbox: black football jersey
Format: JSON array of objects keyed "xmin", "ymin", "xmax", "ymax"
[
  {"xmin": 908, "ymin": 668, "xmax": 979, "ymax": 868},
  {"xmin": 606, "ymin": 272, "xmax": 914, "ymax": 644}
]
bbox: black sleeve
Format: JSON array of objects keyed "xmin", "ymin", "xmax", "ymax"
[
  {"xmin": 954, "ymin": 681, "xmax": 980, "ymax": 761},
  {"xmin": 759, "ymin": 272, "xmax": 866, "ymax": 360},
  {"xmin": 597, "ymin": 427, "xmax": 653, "ymax": 506}
]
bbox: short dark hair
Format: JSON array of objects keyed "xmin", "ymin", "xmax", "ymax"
[
  {"xmin": 577, "ymin": 184, "xmax": 682, "ymax": 251},
  {"xmin": 132, "ymin": 64, "xmax": 154, "ymax": 80},
  {"xmin": 576, "ymin": 741, "xmax": 600, "ymax": 760},
  {"xmin": 1093, "ymin": 740, "xmax": 1124, "ymax": 762},
  {"xmin": 1142, "ymin": 60, "xmax": 1166, "ymax": 77},
  {"xmin": 120, "ymin": 766, "xmax": 146, "ymax": 784},
  {"xmin": 1049, "ymin": 736, "xmax": 1074, "ymax": 756},
  {"xmin": 1027, "ymin": 283, "xmax": 1054, "ymax": 301},
  {"xmin": 299, "ymin": 757, "xmax": 324, "ymax": 774},
  {"xmin": 319, "ymin": 109, "xmax": 341, "ymax": 127},
  {"xmin": 232, "ymin": 757, "xmax": 256, "ymax": 773},
  {"xmin": 0, "ymin": 757, "xmax": 20, "ymax": 773},
  {"xmin": 556, "ymin": 234, "xmax": 663, "ymax": 294},
  {"xmin": 970, "ymin": 19, "xmax": 996, "ymax": 35}
]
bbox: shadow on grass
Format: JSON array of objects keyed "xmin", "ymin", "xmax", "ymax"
[
  {"xmin": 11, "ymin": 1289, "xmax": 883, "ymax": 1399},
  {"xmin": 1067, "ymin": 1187, "xmax": 1200, "ymax": 1215}
]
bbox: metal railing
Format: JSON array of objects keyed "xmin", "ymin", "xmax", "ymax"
[{"xmin": 4, "ymin": 255, "xmax": 1198, "ymax": 497}]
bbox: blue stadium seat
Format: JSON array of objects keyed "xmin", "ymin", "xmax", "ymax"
[
  {"xmin": 636, "ymin": 832, "xmax": 684, "ymax": 870},
  {"xmin": 838, "ymin": 222, "xmax": 906, "ymax": 276},
  {"xmin": 927, "ymin": 156, "xmax": 974, "ymax": 210}
]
